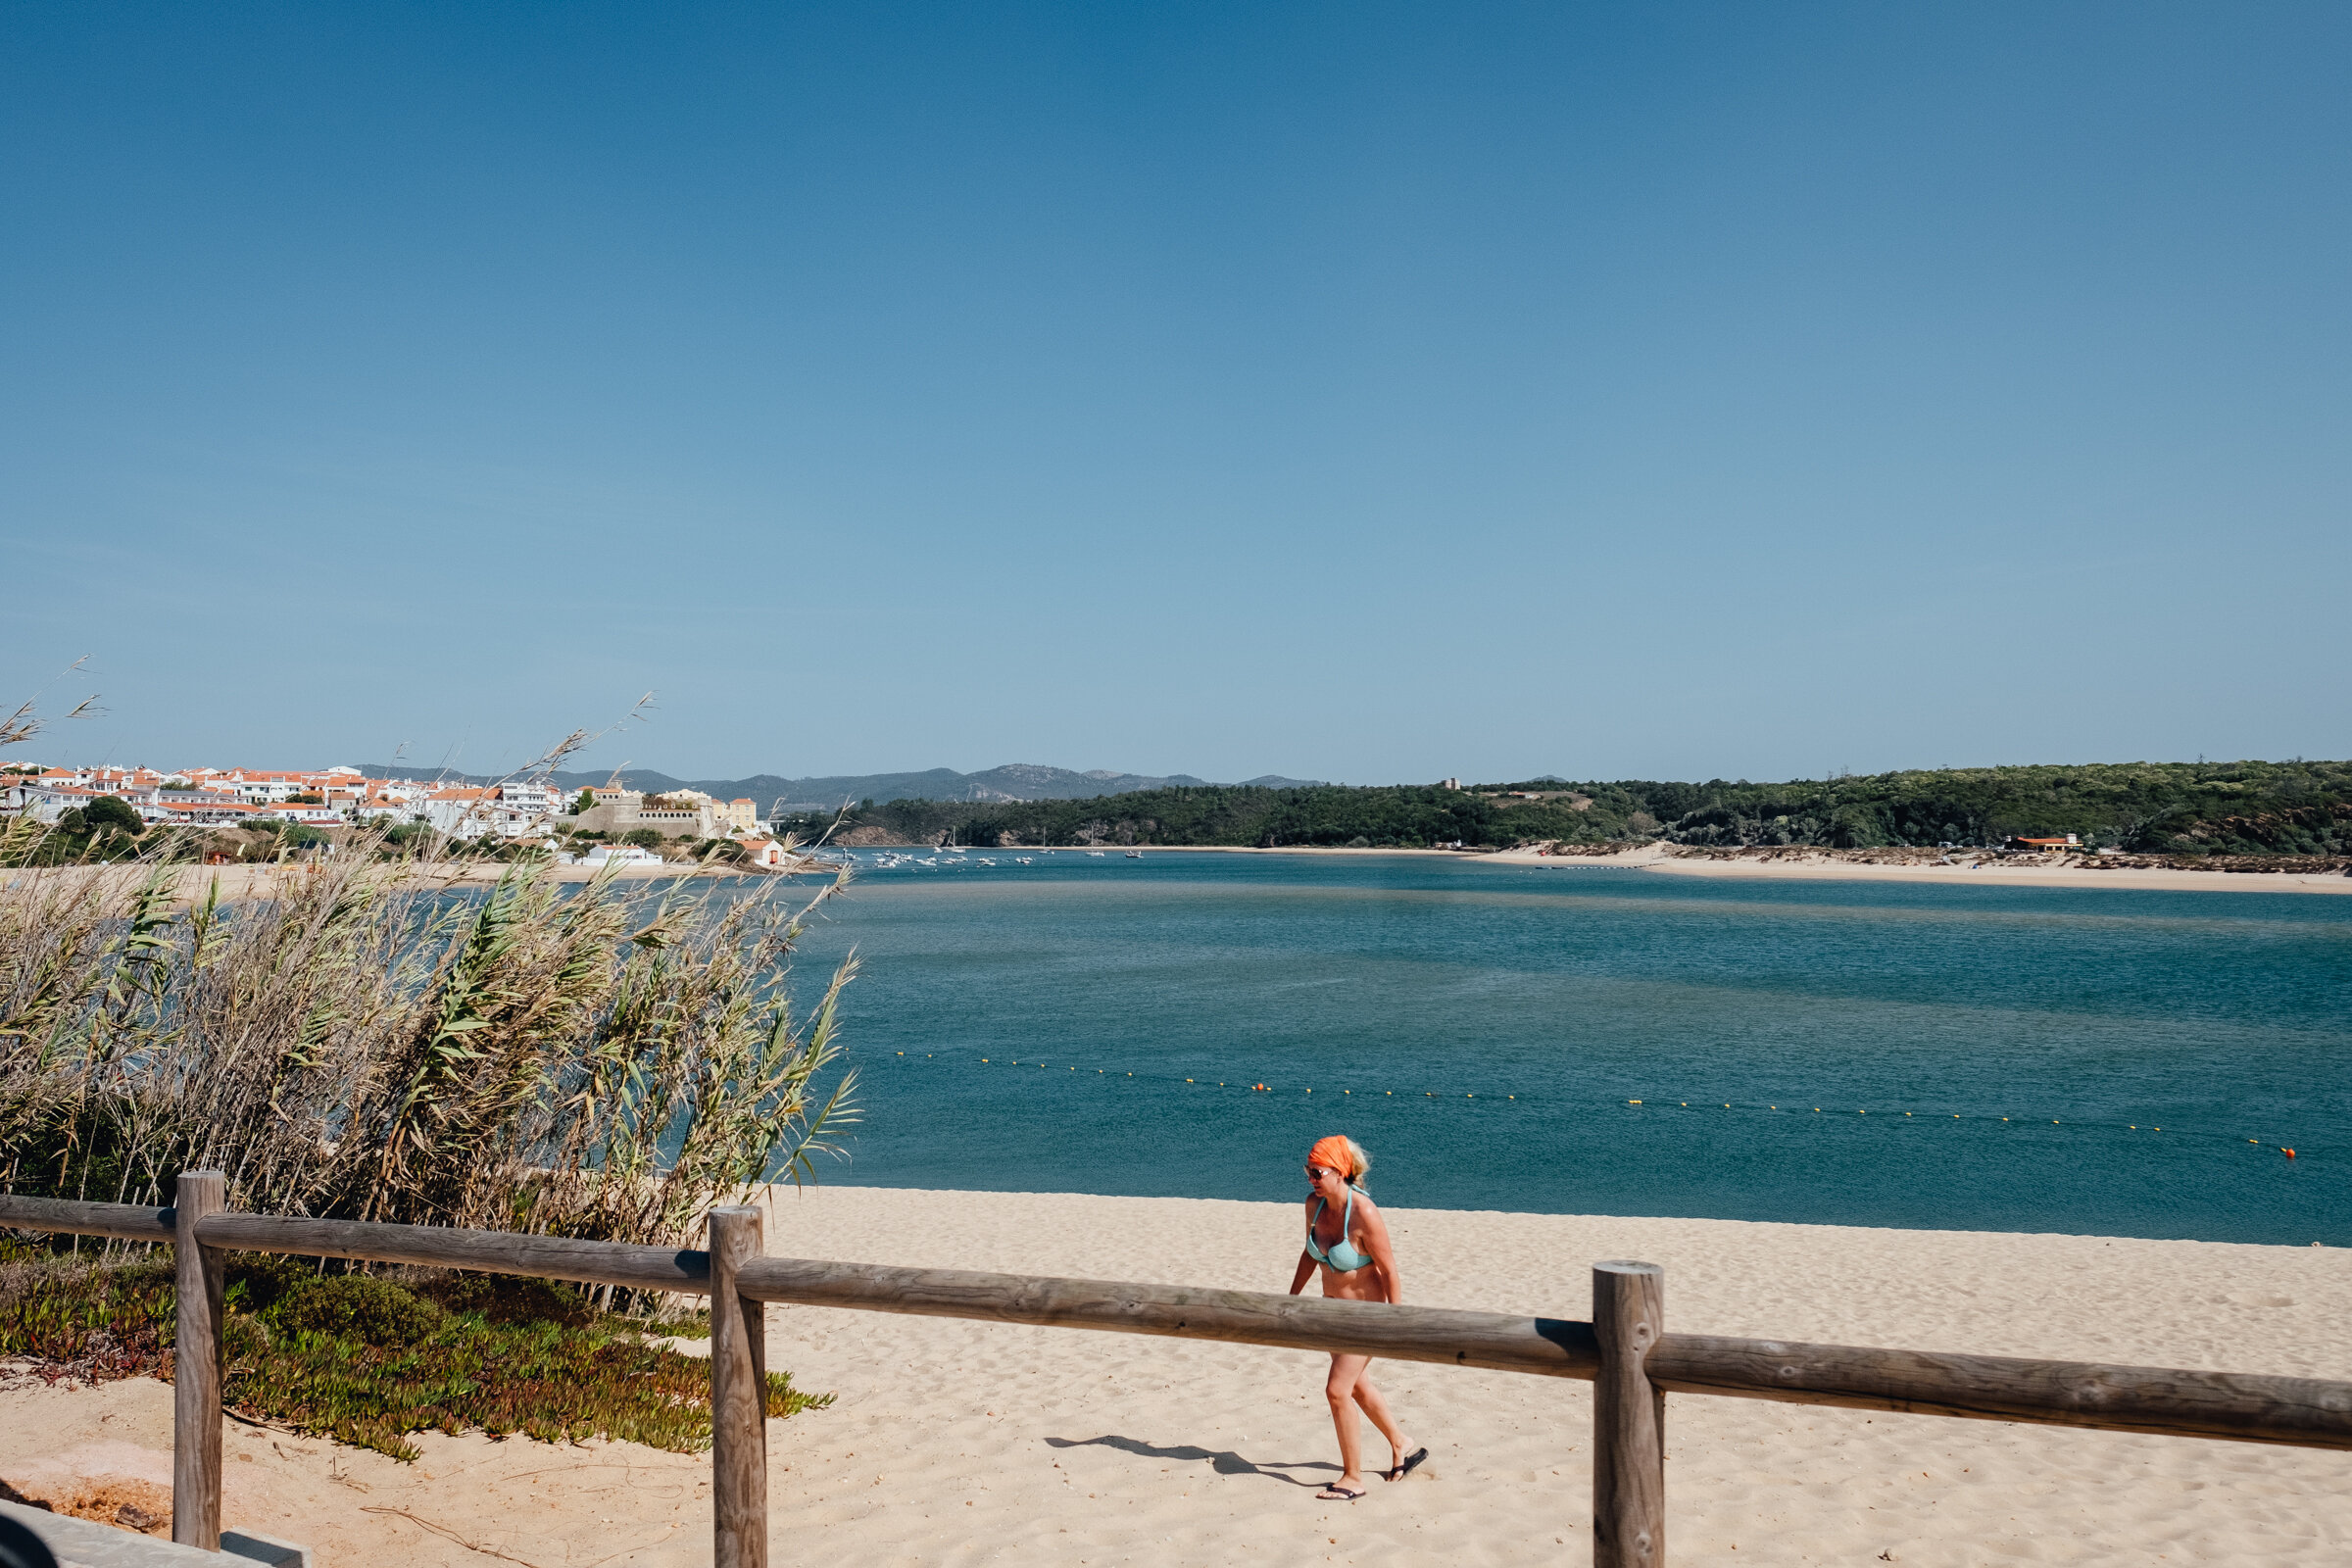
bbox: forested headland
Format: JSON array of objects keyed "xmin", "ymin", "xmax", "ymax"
[{"xmin": 778, "ymin": 760, "xmax": 2352, "ymax": 858}]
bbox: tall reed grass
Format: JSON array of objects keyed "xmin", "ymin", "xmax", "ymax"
[{"xmin": 0, "ymin": 824, "xmax": 859, "ymax": 1251}]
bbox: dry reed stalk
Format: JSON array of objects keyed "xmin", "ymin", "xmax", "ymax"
[{"xmin": 1, "ymin": 722, "xmax": 858, "ymax": 1255}]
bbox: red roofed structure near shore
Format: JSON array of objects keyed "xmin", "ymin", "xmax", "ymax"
[
  {"xmin": 737, "ymin": 837, "xmax": 791, "ymax": 868},
  {"xmin": 154, "ymin": 797, "xmax": 269, "ymax": 825}
]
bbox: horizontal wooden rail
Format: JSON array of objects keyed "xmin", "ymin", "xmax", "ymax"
[
  {"xmin": 0, "ymin": 1194, "xmax": 174, "ymax": 1242},
  {"xmin": 733, "ymin": 1255, "xmax": 1600, "ymax": 1378},
  {"xmin": 195, "ymin": 1212, "xmax": 710, "ymax": 1297},
  {"xmin": 1648, "ymin": 1333, "xmax": 2352, "ymax": 1449},
  {"xmin": 733, "ymin": 1257, "xmax": 2352, "ymax": 1450}
]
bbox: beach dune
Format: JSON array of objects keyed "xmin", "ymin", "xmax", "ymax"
[{"xmin": 2, "ymin": 1187, "xmax": 2344, "ymax": 1565}]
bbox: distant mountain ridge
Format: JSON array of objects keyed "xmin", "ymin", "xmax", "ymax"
[{"xmin": 355, "ymin": 761, "xmax": 1323, "ymax": 810}]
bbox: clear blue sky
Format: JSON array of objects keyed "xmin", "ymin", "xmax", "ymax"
[{"xmin": 4, "ymin": 3, "xmax": 2346, "ymax": 784}]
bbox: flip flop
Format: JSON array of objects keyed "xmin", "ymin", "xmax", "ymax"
[
  {"xmin": 1385, "ymin": 1446, "xmax": 1429, "ymax": 1483},
  {"xmin": 1316, "ymin": 1484, "xmax": 1368, "ymax": 1501}
]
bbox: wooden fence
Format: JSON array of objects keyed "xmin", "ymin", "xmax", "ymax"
[{"xmin": 3, "ymin": 1175, "xmax": 2348, "ymax": 1567}]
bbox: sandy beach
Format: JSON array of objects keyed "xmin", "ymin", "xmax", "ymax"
[
  {"xmin": 994, "ymin": 844, "xmax": 2352, "ymax": 894},
  {"xmin": 1471, "ymin": 844, "xmax": 2352, "ymax": 894},
  {"xmin": 5, "ymin": 1186, "xmax": 2345, "ymax": 1566}
]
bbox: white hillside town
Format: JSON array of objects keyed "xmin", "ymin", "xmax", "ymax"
[{"xmin": 0, "ymin": 761, "xmax": 795, "ymax": 864}]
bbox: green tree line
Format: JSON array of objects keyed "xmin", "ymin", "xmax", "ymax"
[{"xmin": 773, "ymin": 760, "xmax": 2352, "ymax": 856}]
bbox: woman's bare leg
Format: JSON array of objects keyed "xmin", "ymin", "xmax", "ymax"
[
  {"xmin": 1350, "ymin": 1373, "xmax": 1410, "ymax": 1473},
  {"xmin": 1324, "ymin": 1353, "xmax": 1371, "ymax": 1492}
]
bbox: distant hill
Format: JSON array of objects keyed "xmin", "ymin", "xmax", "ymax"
[
  {"xmin": 355, "ymin": 761, "xmax": 1324, "ymax": 810},
  {"xmin": 797, "ymin": 760, "xmax": 2352, "ymax": 856}
]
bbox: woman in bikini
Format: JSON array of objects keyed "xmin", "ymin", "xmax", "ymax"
[{"xmin": 1287, "ymin": 1135, "xmax": 1428, "ymax": 1501}]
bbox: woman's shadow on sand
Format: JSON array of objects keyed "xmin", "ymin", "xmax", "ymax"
[{"xmin": 1045, "ymin": 1435, "xmax": 1337, "ymax": 1489}]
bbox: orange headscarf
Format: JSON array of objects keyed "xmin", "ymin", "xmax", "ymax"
[{"xmin": 1307, "ymin": 1136, "xmax": 1357, "ymax": 1184}]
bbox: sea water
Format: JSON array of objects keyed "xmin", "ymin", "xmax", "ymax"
[{"xmin": 777, "ymin": 853, "xmax": 2348, "ymax": 1244}]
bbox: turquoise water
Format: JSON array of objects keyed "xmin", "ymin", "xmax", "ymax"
[{"xmin": 781, "ymin": 853, "xmax": 2349, "ymax": 1243}]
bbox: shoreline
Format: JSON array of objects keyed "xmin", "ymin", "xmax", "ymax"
[
  {"xmin": 5, "ymin": 1187, "xmax": 2343, "ymax": 1566},
  {"xmin": 963, "ymin": 842, "xmax": 2352, "ymax": 894},
  {"xmin": 25, "ymin": 846, "xmax": 2328, "ymax": 906},
  {"xmin": 1474, "ymin": 841, "xmax": 2352, "ymax": 893},
  {"xmin": 805, "ymin": 1179, "xmax": 2337, "ymax": 1249}
]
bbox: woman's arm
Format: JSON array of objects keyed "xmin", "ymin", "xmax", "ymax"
[
  {"xmin": 1359, "ymin": 1200, "xmax": 1402, "ymax": 1305},
  {"xmin": 1289, "ymin": 1249, "xmax": 1317, "ymax": 1296}
]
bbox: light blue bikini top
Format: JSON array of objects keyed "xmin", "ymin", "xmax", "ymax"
[{"xmin": 1306, "ymin": 1187, "xmax": 1372, "ymax": 1272}]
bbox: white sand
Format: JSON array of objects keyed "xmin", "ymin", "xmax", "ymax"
[
  {"xmin": 1473, "ymin": 843, "xmax": 2352, "ymax": 894},
  {"xmin": 4, "ymin": 1188, "xmax": 2346, "ymax": 1566},
  {"xmin": 1001, "ymin": 844, "xmax": 2352, "ymax": 894}
]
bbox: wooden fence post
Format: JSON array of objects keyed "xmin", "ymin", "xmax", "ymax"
[
  {"xmin": 1592, "ymin": 1260, "xmax": 1666, "ymax": 1568},
  {"xmin": 709, "ymin": 1205, "xmax": 768, "ymax": 1568},
  {"xmin": 172, "ymin": 1171, "xmax": 226, "ymax": 1551}
]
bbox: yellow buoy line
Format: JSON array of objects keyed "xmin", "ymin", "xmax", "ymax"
[{"xmin": 879, "ymin": 1052, "xmax": 2313, "ymax": 1158}]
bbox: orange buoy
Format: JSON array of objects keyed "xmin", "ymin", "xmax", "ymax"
[{"xmin": 2283, "ymin": 1148, "xmax": 2297, "ymax": 1158}]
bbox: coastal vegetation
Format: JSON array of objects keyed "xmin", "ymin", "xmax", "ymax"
[
  {"xmin": 778, "ymin": 759, "xmax": 2352, "ymax": 857},
  {"xmin": 0, "ymin": 835, "xmax": 854, "ymax": 1459},
  {"xmin": 0, "ymin": 1245, "xmax": 818, "ymax": 1460},
  {"xmin": 0, "ymin": 840, "xmax": 858, "ymax": 1246},
  {"xmin": 0, "ymin": 696, "xmax": 852, "ymax": 1469}
]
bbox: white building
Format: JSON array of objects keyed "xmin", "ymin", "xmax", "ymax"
[
  {"xmin": 151, "ymin": 797, "xmax": 270, "ymax": 828},
  {"xmin": 2, "ymin": 783, "xmax": 106, "ymax": 823},
  {"xmin": 420, "ymin": 787, "xmax": 551, "ymax": 839},
  {"xmin": 228, "ymin": 771, "xmax": 317, "ymax": 804},
  {"xmin": 585, "ymin": 844, "xmax": 665, "ymax": 867},
  {"xmin": 258, "ymin": 804, "xmax": 348, "ymax": 826},
  {"xmin": 496, "ymin": 781, "xmax": 560, "ymax": 814}
]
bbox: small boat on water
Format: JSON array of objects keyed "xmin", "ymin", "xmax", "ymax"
[
  {"xmin": 1086, "ymin": 851, "xmax": 1106, "ymax": 858},
  {"xmin": 1125, "ymin": 849, "xmax": 1143, "ymax": 858}
]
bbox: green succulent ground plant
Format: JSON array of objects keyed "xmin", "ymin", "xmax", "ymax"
[{"xmin": 0, "ymin": 1244, "xmax": 817, "ymax": 1461}]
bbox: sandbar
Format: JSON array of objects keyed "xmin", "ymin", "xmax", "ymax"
[{"xmin": 1013, "ymin": 843, "xmax": 2352, "ymax": 893}]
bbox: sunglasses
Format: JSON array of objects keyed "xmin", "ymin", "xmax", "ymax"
[{"xmin": 1304, "ymin": 1165, "xmax": 1335, "ymax": 1180}]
